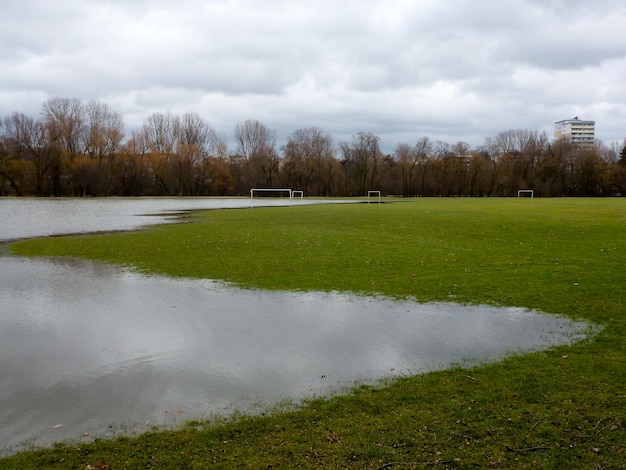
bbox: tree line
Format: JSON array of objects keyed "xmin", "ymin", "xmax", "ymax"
[{"xmin": 1, "ymin": 97, "xmax": 625, "ymax": 197}]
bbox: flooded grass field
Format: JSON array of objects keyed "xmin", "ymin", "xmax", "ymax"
[
  {"xmin": 0, "ymin": 198, "xmax": 598, "ymax": 457},
  {"xmin": 0, "ymin": 255, "xmax": 591, "ymax": 452}
]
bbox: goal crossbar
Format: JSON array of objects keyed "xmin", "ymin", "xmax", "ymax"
[
  {"xmin": 367, "ymin": 190, "xmax": 381, "ymax": 203},
  {"xmin": 250, "ymin": 188, "xmax": 294, "ymax": 207}
]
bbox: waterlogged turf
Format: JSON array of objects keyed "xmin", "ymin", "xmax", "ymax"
[
  {"xmin": 0, "ymin": 255, "xmax": 590, "ymax": 452},
  {"xmin": 4, "ymin": 197, "xmax": 626, "ymax": 469}
]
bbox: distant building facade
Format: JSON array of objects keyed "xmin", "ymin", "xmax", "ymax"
[{"xmin": 554, "ymin": 117, "xmax": 595, "ymax": 145}]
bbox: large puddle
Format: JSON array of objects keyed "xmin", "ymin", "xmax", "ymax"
[
  {"xmin": 0, "ymin": 198, "xmax": 593, "ymax": 454},
  {"xmin": 0, "ymin": 256, "xmax": 591, "ymax": 453},
  {"xmin": 0, "ymin": 197, "xmax": 346, "ymax": 242}
]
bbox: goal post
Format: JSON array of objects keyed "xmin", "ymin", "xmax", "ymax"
[
  {"xmin": 292, "ymin": 190, "xmax": 304, "ymax": 199},
  {"xmin": 517, "ymin": 189, "xmax": 534, "ymax": 198},
  {"xmin": 367, "ymin": 190, "xmax": 381, "ymax": 204},
  {"xmin": 250, "ymin": 188, "xmax": 293, "ymax": 207}
]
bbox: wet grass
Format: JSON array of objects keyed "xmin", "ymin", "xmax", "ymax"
[{"xmin": 4, "ymin": 197, "xmax": 626, "ymax": 468}]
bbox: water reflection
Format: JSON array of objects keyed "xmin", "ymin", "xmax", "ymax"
[
  {"xmin": 0, "ymin": 256, "xmax": 590, "ymax": 453},
  {"xmin": 0, "ymin": 198, "xmax": 593, "ymax": 454},
  {"xmin": 0, "ymin": 197, "xmax": 346, "ymax": 241}
]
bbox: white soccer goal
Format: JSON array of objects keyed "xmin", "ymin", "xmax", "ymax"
[
  {"xmin": 292, "ymin": 190, "xmax": 304, "ymax": 199},
  {"xmin": 250, "ymin": 188, "xmax": 293, "ymax": 207},
  {"xmin": 367, "ymin": 190, "xmax": 381, "ymax": 203},
  {"xmin": 517, "ymin": 189, "xmax": 534, "ymax": 198}
]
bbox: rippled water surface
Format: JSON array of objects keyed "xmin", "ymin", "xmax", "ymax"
[{"xmin": 0, "ymin": 198, "xmax": 591, "ymax": 453}]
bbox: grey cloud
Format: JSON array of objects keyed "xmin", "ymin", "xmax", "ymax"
[{"xmin": 1, "ymin": 0, "xmax": 626, "ymax": 148}]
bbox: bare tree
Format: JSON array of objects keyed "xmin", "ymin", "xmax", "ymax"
[
  {"xmin": 174, "ymin": 112, "xmax": 218, "ymax": 163},
  {"xmin": 40, "ymin": 98, "xmax": 86, "ymax": 194},
  {"xmin": 142, "ymin": 111, "xmax": 219, "ymax": 194},
  {"xmin": 394, "ymin": 142, "xmax": 414, "ymax": 196},
  {"xmin": 233, "ymin": 120, "xmax": 278, "ymax": 188},
  {"xmin": 486, "ymin": 129, "xmax": 550, "ymax": 194},
  {"xmin": 143, "ymin": 112, "xmax": 176, "ymax": 155},
  {"xmin": 173, "ymin": 112, "xmax": 219, "ymax": 195},
  {"xmin": 234, "ymin": 120, "xmax": 274, "ymax": 159},
  {"xmin": 83, "ymin": 100, "xmax": 124, "ymax": 162},
  {"xmin": 340, "ymin": 132, "xmax": 382, "ymax": 196},
  {"xmin": 0, "ymin": 114, "xmax": 25, "ymax": 195},
  {"xmin": 282, "ymin": 126, "xmax": 334, "ymax": 195},
  {"xmin": 396, "ymin": 138, "xmax": 435, "ymax": 196},
  {"xmin": 141, "ymin": 112, "xmax": 177, "ymax": 194},
  {"xmin": 213, "ymin": 132, "xmax": 229, "ymax": 159},
  {"xmin": 3, "ymin": 112, "xmax": 54, "ymax": 195},
  {"xmin": 466, "ymin": 151, "xmax": 495, "ymax": 196},
  {"xmin": 82, "ymin": 100, "xmax": 125, "ymax": 195},
  {"xmin": 41, "ymin": 97, "xmax": 85, "ymax": 156}
]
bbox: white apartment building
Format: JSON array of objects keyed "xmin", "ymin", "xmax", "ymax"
[{"xmin": 554, "ymin": 117, "xmax": 595, "ymax": 145}]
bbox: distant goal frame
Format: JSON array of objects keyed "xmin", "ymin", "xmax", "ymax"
[
  {"xmin": 517, "ymin": 189, "xmax": 534, "ymax": 198},
  {"xmin": 250, "ymin": 188, "xmax": 296, "ymax": 207},
  {"xmin": 367, "ymin": 190, "xmax": 381, "ymax": 204}
]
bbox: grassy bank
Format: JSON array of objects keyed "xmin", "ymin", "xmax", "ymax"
[{"xmin": 3, "ymin": 198, "xmax": 625, "ymax": 468}]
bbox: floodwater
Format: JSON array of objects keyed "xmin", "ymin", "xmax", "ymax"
[
  {"xmin": 0, "ymin": 196, "xmax": 339, "ymax": 242},
  {"xmin": 0, "ymin": 198, "xmax": 592, "ymax": 454}
]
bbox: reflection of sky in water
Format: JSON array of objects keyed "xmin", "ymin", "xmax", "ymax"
[
  {"xmin": 0, "ymin": 197, "xmax": 348, "ymax": 241},
  {"xmin": 0, "ymin": 256, "xmax": 591, "ymax": 453}
]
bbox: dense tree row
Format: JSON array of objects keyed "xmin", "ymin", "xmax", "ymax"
[{"xmin": 1, "ymin": 98, "xmax": 625, "ymax": 197}]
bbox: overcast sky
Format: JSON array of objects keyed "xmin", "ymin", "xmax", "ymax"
[{"xmin": 2, "ymin": 0, "xmax": 625, "ymax": 153}]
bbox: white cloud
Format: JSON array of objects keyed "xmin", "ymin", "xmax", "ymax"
[{"xmin": 2, "ymin": 0, "xmax": 626, "ymax": 151}]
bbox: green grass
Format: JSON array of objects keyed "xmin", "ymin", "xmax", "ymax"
[{"xmin": 3, "ymin": 198, "xmax": 626, "ymax": 468}]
